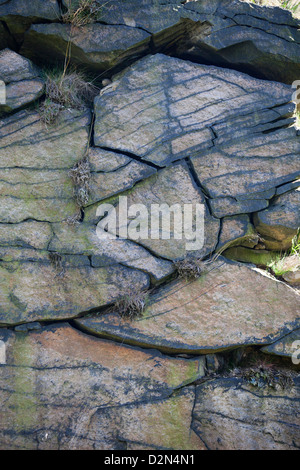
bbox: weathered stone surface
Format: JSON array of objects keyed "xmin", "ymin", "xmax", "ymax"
[
  {"xmin": 183, "ymin": 0, "xmax": 300, "ymax": 84},
  {"xmin": 0, "ymin": 0, "xmax": 299, "ymax": 451},
  {"xmin": 217, "ymin": 215, "xmax": 258, "ymax": 252},
  {"xmin": 0, "ymin": 221, "xmax": 52, "ymax": 250},
  {"xmin": 210, "ymin": 197, "xmax": 269, "ymax": 219},
  {"xmin": 254, "ymin": 189, "xmax": 300, "ymax": 251},
  {"xmin": 75, "ymin": 260, "xmax": 300, "ymax": 354},
  {"xmin": 21, "ymin": 23, "xmax": 151, "ymax": 72},
  {"xmin": 94, "ymin": 54, "xmax": 296, "ymax": 167},
  {"xmin": 88, "ymin": 147, "xmax": 131, "ymax": 172},
  {"xmin": 89, "ymin": 387, "xmax": 205, "ymax": 450},
  {"xmin": 0, "ymin": 248, "xmax": 149, "ymax": 326},
  {"xmin": 0, "ymin": 48, "xmax": 40, "ymax": 83},
  {"xmin": 0, "ymin": 323, "xmax": 206, "ymax": 449},
  {"xmin": 261, "ymin": 328, "xmax": 300, "ymax": 359},
  {"xmin": 191, "ymin": 128, "xmax": 300, "ymax": 215},
  {"xmin": 276, "ymin": 179, "xmax": 300, "ymax": 196},
  {"xmin": 88, "ymin": 0, "xmax": 300, "ymax": 84},
  {"xmin": 49, "ymin": 221, "xmax": 175, "ymax": 283},
  {"xmin": 0, "ymin": 0, "xmax": 60, "ymax": 44},
  {"xmin": 283, "ymin": 271, "xmax": 300, "ymax": 286},
  {"xmin": 97, "ymin": 161, "xmax": 220, "ymax": 261},
  {"xmin": 88, "ymin": 148, "xmax": 156, "ymax": 205},
  {"xmin": 0, "ymin": 108, "xmax": 91, "ymax": 169},
  {"xmin": 0, "ymin": 109, "xmax": 90, "ymax": 223},
  {"xmin": 2, "ymin": 0, "xmax": 300, "ymax": 84},
  {"xmin": 192, "ymin": 377, "xmax": 300, "ymax": 450},
  {"xmin": 0, "ymin": 49, "xmax": 44, "ymax": 114}
]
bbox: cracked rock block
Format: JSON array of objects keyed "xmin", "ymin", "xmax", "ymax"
[
  {"xmin": 0, "ymin": 247, "xmax": 150, "ymax": 325},
  {"xmin": 89, "ymin": 387, "xmax": 205, "ymax": 450},
  {"xmin": 216, "ymin": 215, "xmax": 259, "ymax": 252},
  {"xmin": 96, "ymin": 161, "xmax": 220, "ymax": 261},
  {"xmin": 0, "ymin": 108, "xmax": 90, "ymax": 223},
  {"xmin": 94, "ymin": 54, "xmax": 297, "ymax": 168},
  {"xmin": 0, "ymin": 49, "xmax": 44, "ymax": 115},
  {"xmin": 261, "ymin": 328, "xmax": 300, "ymax": 360},
  {"xmin": 2, "ymin": 0, "xmax": 300, "ymax": 82},
  {"xmin": 0, "ymin": 0, "xmax": 60, "ymax": 45},
  {"xmin": 253, "ymin": 189, "xmax": 300, "ymax": 251},
  {"xmin": 75, "ymin": 260, "xmax": 300, "ymax": 354},
  {"xmin": 183, "ymin": 0, "xmax": 300, "ymax": 84},
  {"xmin": 191, "ymin": 128, "xmax": 300, "ymax": 218},
  {"xmin": 48, "ymin": 221, "xmax": 175, "ymax": 284},
  {"xmin": 21, "ymin": 23, "xmax": 151, "ymax": 72},
  {"xmin": 87, "ymin": 147, "xmax": 157, "ymax": 205},
  {"xmin": 0, "ymin": 323, "xmax": 205, "ymax": 449},
  {"xmin": 192, "ymin": 377, "xmax": 300, "ymax": 450},
  {"xmin": 222, "ymin": 246, "xmax": 279, "ymax": 267},
  {"xmin": 60, "ymin": 0, "xmax": 300, "ymax": 84}
]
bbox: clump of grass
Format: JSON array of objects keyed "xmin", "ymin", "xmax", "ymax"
[
  {"xmin": 227, "ymin": 352, "xmax": 296, "ymax": 390},
  {"xmin": 291, "ymin": 231, "xmax": 300, "ymax": 255},
  {"xmin": 174, "ymin": 257, "xmax": 209, "ymax": 280},
  {"xmin": 39, "ymin": 69, "xmax": 98, "ymax": 125},
  {"xmin": 48, "ymin": 252, "xmax": 65, "ymax": 277},
  {"xmin": 62, "ymin": 0, "xmax": 103, "ymax": 26},
  {"xmin": 114, "ymin": 288, "xmax": 149, "ymax": 320},
  {"xmin": 281, "ymin": 0, "xmax": 300, "ymax": 12},
  {"xmin": 268, "ymin": 231, "xmax": 300, "ymax": 277},
  {"xmin": 69, "ymin": 158, "xmax": 91, "ymax": 206},
  {"xmin": 241, "ymin": 364, "xmax": 294, "ymax": 390},
  {"xmin": 248, "ymin": 0, "xmax": 300, "ymax": 11},
  {"xmin": 39, "ymin": 98, "xmax": 62, "ymax": 125},
  {"xmin": 45, "ymin": 70, "xmax": 97, "ymax": 109},
  {"xmin": 65, "ymin": 209, "xmax": 82, "ymax": 226}
]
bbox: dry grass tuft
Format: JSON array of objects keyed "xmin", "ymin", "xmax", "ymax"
[
  {"xmin": 48, "ymin": 252, "xmax": 65, "ymax": 277},
  {"xmin": 45, "ymin": 70, "xmax": 97, "ymax": 109},
  {"xmin": 241, "ymin": 365, "xmax": 295, "ymax": 390},
  {"xmin": 39, "ymin": 69, "xmax": 98, "ymax": 124},
  {"xmin": 174, "ymin": 257, "xmax": 209, "ymax": 280},
  {"xmin": 69, "ymin": 158, "xmax": 91, "ymax": 206},
  {"xmin": 39, "ymin": 98, "xmax": 62, "ymax": 125},
  {"xmin": 62, "ymin": 0, "xmax": 103, "ymax": 26},
  {"xmin": 65, "ymin": 209, "xmax": 83, "ymax": 226},
  {"xmin": 113, "ymin": 288, "xmax": 149, "ymax": 320}
]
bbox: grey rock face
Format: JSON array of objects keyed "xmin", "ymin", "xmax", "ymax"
[
  {"xmin": 97, "ymin": 161, "xmax": 220, "ymax": 261},
  {"xmin": 0, "ymin": 323, "xmax": 206, "ymax": 449},
  {"xmin": 193, "ymin": 377, "xmax": 300, "ymax": 450},
  {"xmin": 94, "ymin": 54, "xmax": 296, "ymax": 167},
  {"xmin": 0, "ymin": 0, "xmax": 60, "ymax": 44},
  {"xmin": 0, "ymin": 1, "xmax": 299, "ymax": 451},
  {"xmin": 0, "ymin": 49, "xmax": 44, "ymax": 114},
  {"xmin": 20, "ymin": 23, "xmax": 151, "ymax": 72},
  {"xmin": 6, "ymin": 0, "xmax": 298, "ymax": 83},
  {"xmin": 254, "ymin": 189, "xmax": 300, "ymax": 251},
  {"xmin": 75, "ymin": 260, "xmax": 300, "ymax": 354},
  {"xmin": 261, "ymin": 328, "xmax": 300, "ymax": 359}
]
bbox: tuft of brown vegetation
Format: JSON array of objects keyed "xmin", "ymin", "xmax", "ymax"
[
  {"xmin": 113, "ymin": 288, "xmax": 149, "ymax": 320},
  {"xmin": 45, "ymin": 70, "xmax": 97, "ymax": 109},
  {"xmin": 65, "ymin": 209, "xmax": 82, "ymax": 226},
  {"xmin": 39, "ymin": 98, "xmax": 62, "ymax": 125},
  {"xmin": 39, "ymin": 69, "xmax": 98, "ymax": 125},
  {"xmin": 174, "ymin": 257, "xmax": 209, "ymax": 280},
  {"xmin": 48, "ymin": 252, "xmax": 65, "ymax": 277},
  {"xmin": 62, "ymin": 0, "xmax": 103, "ymax": 26},
  {"xmin": 241, "ymin": 365, "xmax": 295, "ymax": 390},
  {"xmin": 69, "ymin": 158, "xmax": 91, "ymax": 206}
]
